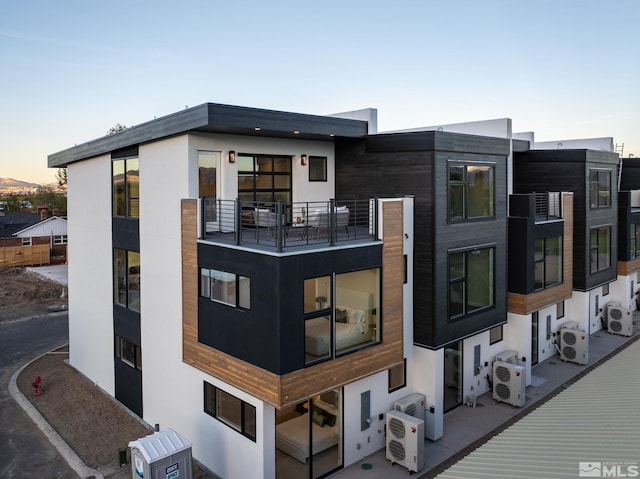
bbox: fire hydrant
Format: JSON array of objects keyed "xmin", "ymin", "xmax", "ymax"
[{"xmin": 33, "ymin": 376, "xmax": 42, "ymax": 396}]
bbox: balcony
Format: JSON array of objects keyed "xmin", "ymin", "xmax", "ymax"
[{"xmin": 199, "ymin": 198, "xmax": 379, "ymax": 252}]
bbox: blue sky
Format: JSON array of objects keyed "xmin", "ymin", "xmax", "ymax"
[{"xmin": 1, "ymin": 0, "xmax": 638, "ymax": 184}]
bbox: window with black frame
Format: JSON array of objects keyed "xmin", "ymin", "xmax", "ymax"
[
  {"xmin": 200, "ymin": 268, "xmax": 250, "ymax": 309},
  {"xmin": 309, "ymin": 155, "xmax": 327, "ymax": 182},
  {"xmin": 449, "ymin": 246, "xmax": 495, "ymax": 319},
  {"xmin": 204, "ymin": 381, "xmax": 256, "ymax": 441},
  {"xmin": 590, "ymin": 226, "xmax": 611, "ymax": 273},
  {"xmin": 534, "ymin": 236, "xmax": 562, "ymax": 290},
  {"xmin": 589, "ymin": 169, "xmax": 611, "ymax": 209},
  {"xmin": 304, "ymin": 268, "xmax": 381, "ymax": 365},
  {"xmin": 631, "ymin": 223, "xmax": 640, "ymax": 259},
  {"xmin": 112, "ymin": 157, "xmax": 139, "ymax": 217},
  {"xmin": 114, "ymin": 248, "xmax": 140, "ymax": 312},
  {"xmin": 448, "ymin": 162, "xmax": 495, "ymax": 222}
]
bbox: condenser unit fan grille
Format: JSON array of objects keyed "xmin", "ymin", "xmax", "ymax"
[
  {"xmin": 388, "ymin": 439, "xmax": 405, "ymax": 461},
  {"xmin": 610, "ymin": 320, "xmax": 622, "ymax": 333},
  {"xmin": 563, "ymin": 331, "xmax": 577, "ymax": 345},
  {"xmin": 495, "ymin": 383, "xmax": 511, "ymax": 400},
  {"xmin": 388, "ymin": 417, "xmax": 406, "ymax": 439},
  {"xmin": 495, "ymin": 365, "xmax": 511, "ymax": 383},
  {"xmin": 610, "ymin": 308, "xmax": 622, "ymax": 320},
  {"xmin": 404, "ymin": 404, "xmax": 417, "ymax": 416},
  {"xmin": 563, "ymin": 346, "xmax": 577, "ymax": 360}
]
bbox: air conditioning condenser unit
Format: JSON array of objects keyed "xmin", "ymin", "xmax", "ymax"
[
  {"xmin": 493, "ymin": 361, "xmax": 526, "ymax": 407},
  {"xmin": 386, "ymin": 410, "xmax": 424, "ymax": 473}
]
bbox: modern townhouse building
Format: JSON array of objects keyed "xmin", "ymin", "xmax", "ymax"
[
  {"xmin": 513, "ymin": 144, "xmax": 621, "ymax": 338},
  {"xmin": 48, "ymin": 102, "xmax": 631, "ymax": 479},
  {"xmin": 49, "ymin": 103, "xmax": 417, "ymax": 479}
]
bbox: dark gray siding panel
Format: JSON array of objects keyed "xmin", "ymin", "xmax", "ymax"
[
  {"xmin": 514, "ymin": 149, "xmax": 619, "ymax": 291},
  {"xmin": 197, "ymin": 243, "xmax": 382, "ymax": 375},
  {"xmin": 337, "ymin": 131, "xmax": 510, "ymax": 349}
]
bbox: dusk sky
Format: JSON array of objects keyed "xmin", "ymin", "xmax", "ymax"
[{"xmin": 1, "ymin": 0, "xmax": 638, "ymax": 184}]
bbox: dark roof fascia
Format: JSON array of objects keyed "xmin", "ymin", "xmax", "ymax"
[
  {"xmin": 522, "ymin": 149, "xmax": 619, "ymax": 165},
  {"xmin": 48, "ymin": 103, "xmax": 369, "ymax": 168},
  {"xmin": 366, "ymin": 130, "xmax": 511, "ymax": 156}
]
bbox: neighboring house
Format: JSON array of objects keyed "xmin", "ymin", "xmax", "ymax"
[
  {"xmin": 48, "ymin": 102, "xmax": 635, "ymax": 479},
  {"xmin": 0, "ymin": 209, "xmax": 67, "ymax": 266}
]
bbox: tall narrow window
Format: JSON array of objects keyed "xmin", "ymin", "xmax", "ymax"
[
  {"xmin": 534, "ymin": 236, "xmax": 563, "ymax": 290},
  {"xmin": 589, "ymin": 169, "xmax": 611, "ymax": 209},
  {"xmin": 449, "ymin": 246, "xmax": 495, "ymax": 319},
  {"xmin": 448, "ymin": 162, "xmax": 495, "ymax": 221},
  {"xmin": 631, "ymin": 223, "xmax": 640, "ymax": 259},
  {"xmin": 199, "ymin": 151, "xmax": 219, "ymax": 223},
  {"xmin": 112, "ymin": 157, "xmax": 139, "ymax": 218},
  {"xmin": 590, "ymin": 226, "xmax": 611, "ymax": 273},
  {"xmin": 114, "ymin": 248, "xmax": 140, "ymax": 312}
]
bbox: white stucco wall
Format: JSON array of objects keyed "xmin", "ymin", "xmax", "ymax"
[
  {"xmin": 67, "ymin": 154, "xmax": 115, "ymax": 394},
  {"xmin": 136, "ymin": 134, "xmax": 273, "ymax": 478}
]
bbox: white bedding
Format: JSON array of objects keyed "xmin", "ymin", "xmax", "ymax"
[
  {"xmin": 305, "ymin": 307, "xmax": 368, "ymax": 356},
  {"xmin": 275, "ymin": 402, "xmax": 339, "ymax": 463}
]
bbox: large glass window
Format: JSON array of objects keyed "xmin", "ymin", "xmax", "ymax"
[
  {"xmin": 449, "ymin": 246, "xmax": 494, "ymax": 319},
  {"xmin": 448, "ymin": 163, "xmax": 494, "ymax": 222},
  {"xmin": 590, "ymin": 226, "xmax": 611, "ymax": 273},
  {"xmin": 200, "ymin": 268, "xmax": 250, "ymax": 309},
  {"xmin": 589, "ymin": 169, "xmax": 611, "ymax": 209},
  {"xmin": 534, "ymin": 236, "xmax": 563, "ymax": 290},
  {"xmin": 114, "ymin": 249, "xmax": 140, "ymax": 312},
  {"xmin": 204, "ymin": 382, "xmax": 256, "ymax": 441},
  {"xmin": 304, "ymin": 268, "xmax": 380, "ymax": 365},
  {"xmin": 237, "ymin": 154, "xmax": 291, "ymax": 205},
  {"xmin": 112, "ymin": 157, "xmax": 139, "ymax": 217}
]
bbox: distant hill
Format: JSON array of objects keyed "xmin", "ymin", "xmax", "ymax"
[{"xmin": 0, "ymin": 178, "xmax": 41, "ymax": 194}]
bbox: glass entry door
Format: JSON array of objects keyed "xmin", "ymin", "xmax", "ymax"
[
  {"xmin": 238, "ymin": 154, "xmax": 292, "ymax": 206},
  {"xmin": 443, "ymin": 341, "xmax": 463, "ymax": 412}
]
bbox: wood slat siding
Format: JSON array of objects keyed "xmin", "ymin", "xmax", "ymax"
[
  {"xmin": 0, "ymin": 244, "xmax": 50, "ymax": 267},
  {"xmin": 508, "ymin": 193, "xmax": 574, "ymax": 314},
  {"xmin": 618, "ymin": 257, "xmax": 640, "ymax": 276},
  {"xmin": 181, "ymin": 199, "xmax": 404, "ymax": 409}
]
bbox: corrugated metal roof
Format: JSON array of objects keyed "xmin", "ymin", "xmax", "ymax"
[{"xmin": 436, "ymin": 339, "xmax": 640, "ymax": 479}]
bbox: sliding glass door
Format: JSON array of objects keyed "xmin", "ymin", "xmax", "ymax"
[{"xmin": 275, "ymin": 390, "xmax": 342, "ymax": 479}]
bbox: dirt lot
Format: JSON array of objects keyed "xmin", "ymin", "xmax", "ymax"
[
  {"xmin": 7, "ymin": 266, "xmax": 216, "ymax": 478},
  {"xmin": 0, "ymin": 267, "xmax": 67, "ymax": 321}
]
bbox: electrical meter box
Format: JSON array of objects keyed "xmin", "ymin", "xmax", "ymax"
[{"xmin": 129, "ymin": 429, "xmax": 192, "ymax": 479}]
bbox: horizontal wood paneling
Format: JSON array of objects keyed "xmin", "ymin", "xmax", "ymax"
[
  {"xmin": 182, "ymin": 199, "xmax": 404, "ymax": 408},
  {"xmin": 618, "ymin": 258, "xmax": 640, "ymax": 276}
]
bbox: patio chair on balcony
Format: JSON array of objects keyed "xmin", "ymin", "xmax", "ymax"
[
  {"xmin": 306, "ymin": 206, "xmax": 350, "ymax": 239},
  {"xmin": 253, "ymin": 208, "xmax": 284, "ymax": 237}
]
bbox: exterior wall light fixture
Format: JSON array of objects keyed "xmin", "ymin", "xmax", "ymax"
[
  {"xmin": 301, "ymin": 154, "xmax": 307, "ymax": 166},
  {"xmin": 229, "ymin": 151, "xmax": 236, "ymax": 163}
]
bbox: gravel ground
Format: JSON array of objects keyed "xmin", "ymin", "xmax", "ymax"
[{"xmin": 5, "ymin": 264, "xmax": 218, "ymax": 479}]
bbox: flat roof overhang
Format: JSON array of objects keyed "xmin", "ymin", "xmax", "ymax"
[{"xmin": 48, "ymin": 102, "xmax": 369, "ymax": 167}]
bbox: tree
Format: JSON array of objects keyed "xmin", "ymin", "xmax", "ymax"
[
  {"xmin": 56, "ymin": 168, "xmax": 67, "ymax": 189},
  {"xmin": 31, "ymin": 185, "xmax": 67, "ymax": 215}
]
